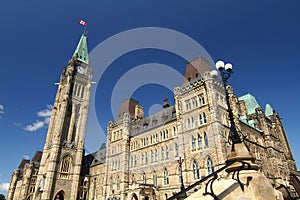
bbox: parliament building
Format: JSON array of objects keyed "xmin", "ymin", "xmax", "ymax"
[{"xmin": 7, "ymin": 33, "xmax": 299, "ymax": 200}]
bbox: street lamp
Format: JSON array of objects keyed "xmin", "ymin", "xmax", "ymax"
[
  {"xmin": 214, "ymin": 60, "xmax": 242, "ymax": 151},
  {"xmin": 176, "ymin": 157, "xmax": 185, "ymax": 191}
]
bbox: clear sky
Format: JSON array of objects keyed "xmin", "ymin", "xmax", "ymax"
[{"xmin": 1, "ymin": 0, "xmax": 300, "ymax": 196}]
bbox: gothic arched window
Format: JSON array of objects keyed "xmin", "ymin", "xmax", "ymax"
[
  {"xmin": 164, "ymin": 168, "xmax": 169, "ymax": 185},
  {"xmin": 204, "ymin": 132, "xmax": 208, "ymax": 147},
  {"xmin": 166, "ymin": 146, "xmax": 169, "ymax": 159},
  {"xmin": 198, "ymin": 134, "xmax": 202, "ymax": 148},
  {"xmin": 151, "ymin": 150, "xmax": 154, "ymax": 163},
  {"xmin": 142, "ymin": 173, "xmax": 146, "ymax": 184},
  {"xmin": 207, "ymin": 157, "xmax": 215, "ymax": 174},
  {"xmin": 199, "ymin": 114, "xmax": 203, "ymax": 125},
  {"xmin": 153, "ymin": 171, "xmax": 157, "ymax": 187},
  {"xmin": 110, "ymin": 176, "xmax": 113, "ymax": 191},
  {"xmin": 193, "ymin": 160, "xmax": 200, "ymax": 180},
  {"xmin": 60, "ymin": 155, "xmax": 72, "ymax": 178},
  {"xmin": 191, "ymin": 117, "xmax": 195, "ymax": 127},
  {"xmin": 141, "ymin": 153, "xmax": 144, "ymax": 165},
  {"xmin": 117, "ymin": 176, "xmax": 120, "ymax": 190},
  {"xmin": 192, "ymin": 136, "xmax": 196, "ymax": 150},
  {"xmin": 203, "ymin": 112, "xmax": 207, "ymax": 123},
  {"xmin": 175, "ymin": 143, "xmax": 179, "ymax": 157}
]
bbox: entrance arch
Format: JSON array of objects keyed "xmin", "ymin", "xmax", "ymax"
[
  {"xmin": 131, "ymin": 193, "xmax": 138, "ymax": 200},
  {"xmin": 54, "ymin": 190, "xmax": 64, "ymax": 200}
]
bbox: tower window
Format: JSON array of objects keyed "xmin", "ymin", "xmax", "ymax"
[{"xmin": 60, "ymin": 155, "xmax": 72, "ymax": 178}]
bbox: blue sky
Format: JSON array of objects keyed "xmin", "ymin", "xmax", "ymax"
[{"xmin": 1, "ymin": 0, "xmax": 300, "ymax": 196}]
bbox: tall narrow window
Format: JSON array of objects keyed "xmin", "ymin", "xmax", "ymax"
[
  {"xmin": 73, "ymin": 84, "xmax": 78, "ymax": 96},
  {"xmin": 207, "ymin": 157, "xmax": 215, "ymax": 174},
  {"xmin": 132, "ymin": 175, "xmax": 136, "ymax": 184},
  {"xmin": 81, "ymin": 86, "xmax": 85, "ymax": 98},
  {"xmin": 151, "ymin": 150, "xmax": 154, "ymax": 163},
  {"xmin": 199, "ymin": 114, "xmax": 203, "ymax": 125},
  {"xmin": 166, "ymin": 146, "xmax": 169, "ymax": 159},
  {"xmin": 204, "ymin": 132, "xmax": 208, "ymax": 147},
  {"xmin": 117, "ymin": 176, "xmax": 120, "ymax": 190},
  {"xmin": 173, "ymin": 126, "xmax": 177, "ymax": 136},
  {"xmin": 155, "ymin": 149, "xmax": 158, "ymax": 161},
  {"xmin": 187, "ymin": 118, "xmax": 191, "ymax": 129},
  {"xmin": 198, "ymin": 134, "xmax": 202, "ymax": 148},
  {"xmin": 77, "ymin": 85, "xmax": 81, "ymax": 97},
  {"xmin": 164, "ymin": 168, "xmax": 169, "ymax": 185},
  {"xmin": 175, "ymin": 143, "xmax": 179, "ymax": 157},
  {"xmin": 203, "ymin": 112, "xmax": 207, "ymax": 123},
  {"xmin": 141, "ymin": 153, "xmax": 144, "ymax": 165},
  {"xmin": 110, "ymin": 176, "xmax": 113, "ymax": 191},
  {"xmin": 193, "ymin": 160, "xmax": 200, "ymax": 180},
  {"xmin": 192, "ymin": 136, "xmax": 196, "ymax": 150},
  {"xmin": 145, "ymin": 152, "xmax": 148, "ymax": 164},
  {"xmin": 191, "ymin": 117, "xmax": 195, "ymax": 128},
  {"xmin": 142, "ymin": 173, "xmax": 146, "ymax": 184},
  {"xmin": 153, "ymin": 171, "xmax": 157, "ymax": 187},
  {"xmin": 202, "ymin": 97, "xmax": 205, "ymax": 105},
  {"xmin": 161, "ymin": 147, "xmax": 165, "ymax": 160}
]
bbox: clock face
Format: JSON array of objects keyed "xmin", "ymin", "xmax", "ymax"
[{"xmin": 76, "ymin": 66, "xmax": 85, "ymax": 74}]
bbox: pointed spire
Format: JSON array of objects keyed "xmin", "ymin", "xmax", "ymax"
[
  {"xmin": 72, "ymin": 33, "xmax": 89, "ymax": 64},
  {"xmin": 265, "ymin": 104, "xmax": 274, "ymax": 116}
]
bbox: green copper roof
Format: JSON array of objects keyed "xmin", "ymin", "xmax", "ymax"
[
  {"xmin": 265, "ymin": 104, "xmax": 274, "ymax": 116},
  {"xmin": 73, "ymin": 33, "xmax": 89, "ymax": 64},
  {"xmin": 238, "ymin": 93, "xmax": 260, "ymax": 115}
]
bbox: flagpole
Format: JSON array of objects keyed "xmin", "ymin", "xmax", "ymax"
[{"xmin": 83, "ymin": 25, "xmax": 87, "ymax": 35}]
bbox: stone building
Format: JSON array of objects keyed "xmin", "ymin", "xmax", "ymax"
[{"xmin": 7, "ymin": 33, "xmax": 299, "ymax": 200}]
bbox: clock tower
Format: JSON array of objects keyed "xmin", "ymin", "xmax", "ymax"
[{"xmin": 33, "ymin": 32, "xmax": 92, "ymax": 200}]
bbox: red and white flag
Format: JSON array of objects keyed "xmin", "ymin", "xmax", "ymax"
[{"xmin": 78, "ymin": 20, "xmax": 87, "ymax": 27}]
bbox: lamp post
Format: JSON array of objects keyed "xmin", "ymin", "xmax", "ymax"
[
  {"xmin": 177, "ymin": 157, "xmax": 185, "ymax": 191},
  {"xmin": 175, "ymin": 156, "xmax": 187, "ymax": 199},
  {"xmin": 215, "ymin": 60, "xmax": 242, "ymax": 151}
]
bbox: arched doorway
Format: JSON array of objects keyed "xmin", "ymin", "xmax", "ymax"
[
  {"xmin": 131, "ymin": 193, "xmax": 138, "ymax": 200},
  {"xmin": 54, "ymin": 190, "xmax": 64, "ymax": 200}
]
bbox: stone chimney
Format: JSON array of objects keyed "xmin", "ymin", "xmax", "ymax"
[{"xmin": 163, "ymin": 98, "xmax": 170, "ymax": 108}]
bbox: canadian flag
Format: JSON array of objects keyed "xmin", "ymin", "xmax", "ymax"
[{"xmin": 78, "ymin": 20, "xmax": 87, "ymax": 27}]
